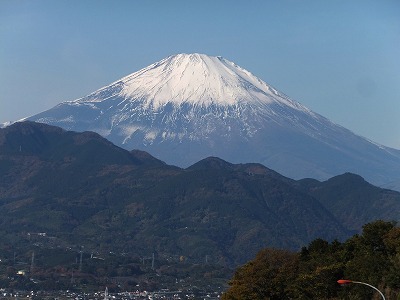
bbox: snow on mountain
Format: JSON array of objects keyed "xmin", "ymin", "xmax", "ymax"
[
  {"xmin": 84, "ymin": 54, "xmax": 287, "ymax": 106},
  {"xmin": 31, "ymin": 53, "xmax": 323, "ymax": 141},
  {"xmin": 22, "ymin": 53, "xmax": 400, "ymax": 189}
]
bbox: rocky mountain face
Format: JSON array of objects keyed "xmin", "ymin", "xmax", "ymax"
[
  {"xmin": 22, "ymin": 53, "xmax": 400, "ymax": 189},
  {"xmin": 1, "ymin": 122, "xmax": 399, "ymax": 265}
]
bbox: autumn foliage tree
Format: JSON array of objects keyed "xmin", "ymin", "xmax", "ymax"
[
  {"xmin": 222, "ymin": 220, "xmax": 400, "ymax": 300},
  {"xmin": 221, "ymin": 248, "xmax": 298, "ymax": 300}
]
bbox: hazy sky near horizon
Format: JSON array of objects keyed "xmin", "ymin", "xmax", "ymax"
[{"xmin": 1, "ymin": 0, "xmax": 399, "ymax": 148}]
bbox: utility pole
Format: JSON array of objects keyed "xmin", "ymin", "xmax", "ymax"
[
  {"xmin": 30, "ymin": 251, "xmax": 35, "ymax": 274},
  {"xmin": 79, "ymin": 247, "xmax": 84, "ymax": 271}
]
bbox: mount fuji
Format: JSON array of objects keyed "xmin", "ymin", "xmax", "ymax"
[{"xmin": 21, "ymin": 53, "xmax": 400, "ymax": 188}]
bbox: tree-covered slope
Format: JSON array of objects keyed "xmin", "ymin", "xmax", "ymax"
[
  {"xmin": 298, "ymin": 173, "xmax": 400, "ymax": 230},
  {"xmin": 1, "ymin": 121, "xmax": 399, "ymax": 267}
]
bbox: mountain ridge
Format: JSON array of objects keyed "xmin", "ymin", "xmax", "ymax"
[
  {"xmin": 3, "ymin": 53, "xmax": 399, "ymax": 189},
  {"xmin": 1, "ymin": 122, "xmax": 399, "ymax": 265}
]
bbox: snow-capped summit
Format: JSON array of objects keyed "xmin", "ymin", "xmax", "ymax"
[
  {"xmin": 76, "ymin": 53, "xmax": 306, "ymax": 112},
  {"xmin": 25, "ymin": 53, "xmax": 400, "ymax": 188},
  {"xmin": 111, "ymin": 53, "xmax": 290, "ymax": 108}
]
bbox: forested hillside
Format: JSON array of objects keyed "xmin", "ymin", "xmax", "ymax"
[{"xmin": 1, "ymin": 122, "xmax": 400, "ymax": 292}]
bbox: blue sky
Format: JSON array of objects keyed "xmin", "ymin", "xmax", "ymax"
[{"xmin": 1, "ymin": 0, "xmax": 399, "ymax": 148}]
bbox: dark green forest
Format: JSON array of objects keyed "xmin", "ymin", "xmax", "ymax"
[
  {"xmin": 222, "ymin": 220, "xmax": 400, "ymax": 300},
  {"xmin": 2, "ymin": 123, "xmax": 400, "ymax": 297}
]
